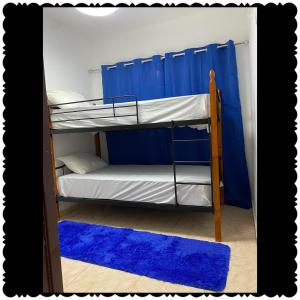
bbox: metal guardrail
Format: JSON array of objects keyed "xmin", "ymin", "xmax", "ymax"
[{"xmin": 50, "ymin": 95, "xmax": 139, "ymax": 125}]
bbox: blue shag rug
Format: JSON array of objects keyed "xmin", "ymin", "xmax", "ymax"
[{"xmin": 58, "ymin": 220, "xmax": 230, "ymax": 291}]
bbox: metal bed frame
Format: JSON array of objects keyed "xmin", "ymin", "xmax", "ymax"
[{"xmin": 48, "ymin": 70, "xmax": 224, "ymax": 241}]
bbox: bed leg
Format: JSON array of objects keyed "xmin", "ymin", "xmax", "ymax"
[
  {"xmin": 95, "ymin": 132, "xmax": 101, "ymax": 159},
  {"xmin": 220, "ymin": 186, "xmax": 225, "ymax": 205},
  {"xmin": 214, "ymin": 208, "xmax": 222, "ymax": 242}
]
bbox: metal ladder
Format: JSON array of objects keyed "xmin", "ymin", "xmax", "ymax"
[{"xmin": 171, "ymin": 120, "xmax": 212, "ymax": 206}]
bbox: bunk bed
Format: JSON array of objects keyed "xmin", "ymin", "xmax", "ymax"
[{"xmin": 47, "ymin": 70, "xmax": 224, "ymax": 242}]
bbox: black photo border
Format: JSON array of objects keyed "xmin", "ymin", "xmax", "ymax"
[{"xmin": 2, "ymin": 2, "xmax": 297, "ymax": 297}]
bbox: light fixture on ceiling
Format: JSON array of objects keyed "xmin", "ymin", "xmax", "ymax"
[{"xmin": 75, "ymin": 7, "xmax": 119, "ymax": 17}]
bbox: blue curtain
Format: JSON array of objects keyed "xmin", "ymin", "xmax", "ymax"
[
  {"xmin": 102, "ymin": 56, "xmax": 172, "ymax": 164},
  {"xmin": 101, "ymin": 40, "xmax": 251, "ymax": 209}
]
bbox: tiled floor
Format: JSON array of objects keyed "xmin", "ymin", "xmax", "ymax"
[{"xmin": 60, "ymin": 204, "xmax": 257, "ymax": 293}]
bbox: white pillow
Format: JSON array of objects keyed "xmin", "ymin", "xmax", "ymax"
[
  {"xmin": 47, "ymin": 90, "xmax": 92, "ymax": 109},
  {"xmin": 56, "ymin": 153, "xmax": 108, "ymax": 174}
]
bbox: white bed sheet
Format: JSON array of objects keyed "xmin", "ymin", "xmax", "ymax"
[
  {"xmin": 51, "ymin": 94, "xmax": 210, "ymax": 130},
  {"xmin": 58, "ymin": 165, "xmax": 212, "ymax": 207}
]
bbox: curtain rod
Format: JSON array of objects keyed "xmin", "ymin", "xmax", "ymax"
[{"xmin": 88, "ymin": 40, "xmax": 249, "ymax": 73}]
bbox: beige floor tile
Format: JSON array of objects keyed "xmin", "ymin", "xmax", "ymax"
[
  {"xmin": 60, "ymin": 204, "xmax": 257, "ymax": 293},
  {"xmin": 64, "ymin": 264, "xmax": 141, "ymax": 293},
  {"xmin": 61, "ymin": 257, "xmax": 94, "ymax": 287},
  {"xmin": 130, "ymin": 275, "xmax": 205, "ymax": 293}
]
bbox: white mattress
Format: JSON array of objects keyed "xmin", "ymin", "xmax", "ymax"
[
  {"xmin": 51, "ymin": 94, "xmax": 210, "ymax": 130},
  {"xmin": 58, "ymin": 165, "xmax": 212, "ymax": 207}
]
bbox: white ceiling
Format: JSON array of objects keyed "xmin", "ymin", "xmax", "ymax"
[{"xmin": 43, "ymin": 7, "xmax": 212, "ymax": 40}]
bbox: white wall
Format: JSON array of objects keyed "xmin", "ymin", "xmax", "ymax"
[
  {"xmin": 43, "ymin": 16, "xmax": 94, "ymax": 98},
  {"xmin": 44, "ymin": 16, "xmax": 96, "ymax": 211},
  {"xmin": 53, "ymin": 133, "xmax": 95, "ymax": 158},
  {"xmin": 87, "ymin": 8, "xmax": 257, "ymax": 222}
]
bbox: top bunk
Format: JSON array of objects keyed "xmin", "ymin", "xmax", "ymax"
[
  {"xmin": 49, "ymin": 93, "xmax": 211, "ymax": 134},
  {"xmin": 48, "ymin": 69, "xmax": 221, "ymax": 134}
]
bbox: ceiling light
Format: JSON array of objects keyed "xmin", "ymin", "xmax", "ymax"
[{"xmin": 75, "ymin": 7, "xmax": 119, "ymax": 17}]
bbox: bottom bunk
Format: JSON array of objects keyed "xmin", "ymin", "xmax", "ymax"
[{"xmin": 57, "ymin": 165, "xmax": 213, "ymax": 211}]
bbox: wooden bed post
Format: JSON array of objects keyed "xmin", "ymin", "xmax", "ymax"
[
  {"xmin": 95, "ymin": 132, "xmax": 101, "ymax": 158},
  {"xmin": 209, "ymin": 70, "xmax": 222, "ymax": 242},
  {"xmin": 48, "ymin": 108, "xmax": 60, "ymax": 221},
  {"xmin": 217, "ymin": 89, "xmax": 225, "ymax": 205}
]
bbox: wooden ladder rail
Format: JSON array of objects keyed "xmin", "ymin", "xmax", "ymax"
[
  {"xmin": 217, "ymin": 89, "xmax": 225, "ymax": 205},
  {"xmin": 48, "ymin": 107, "xmax": 60, "ymax": 221},
  {"xmin": 209, "ymin": 70, "xmax": 222, "ymax": 242}
]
